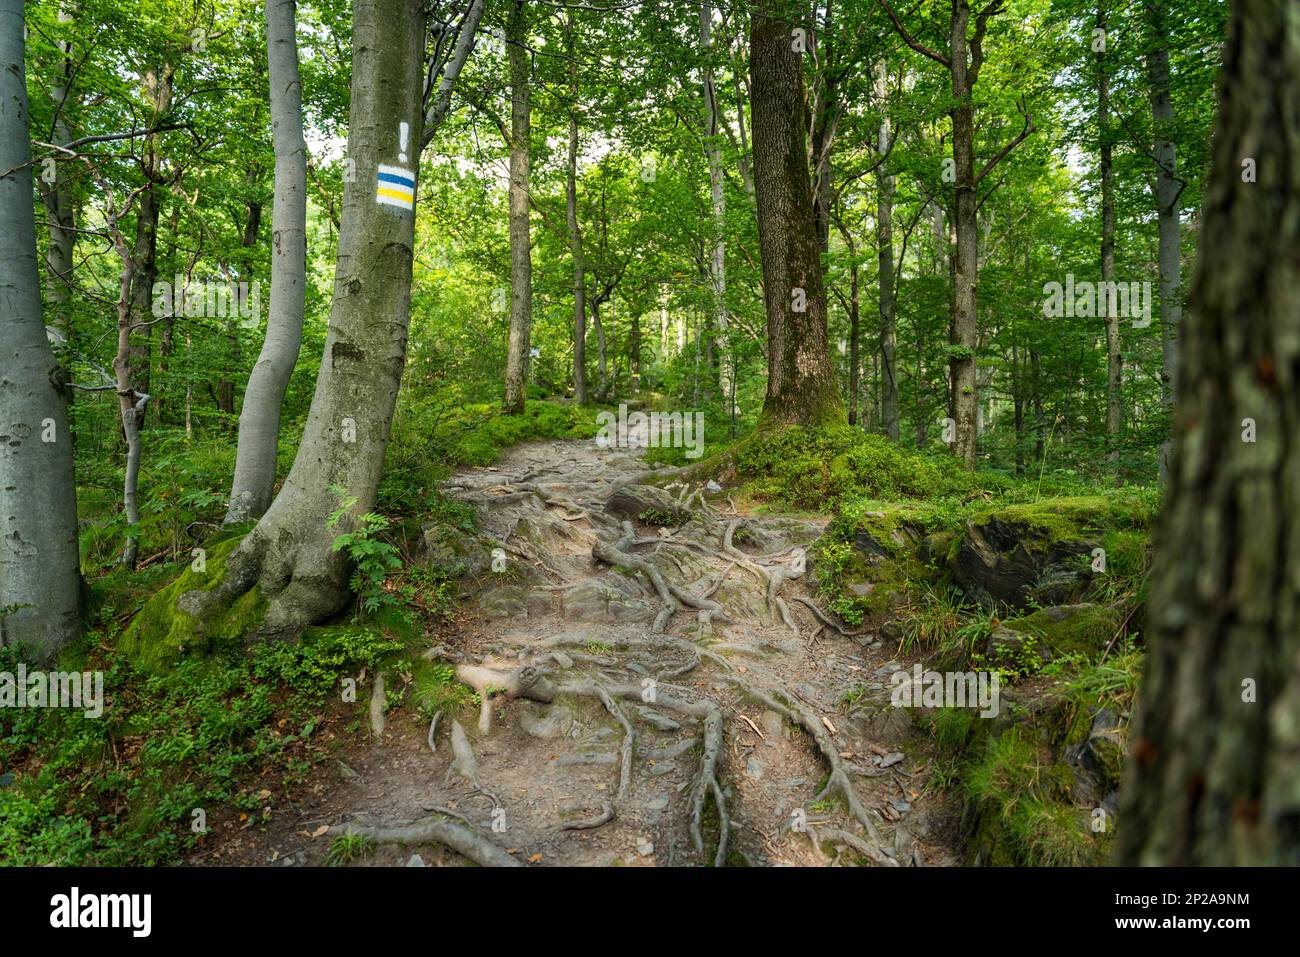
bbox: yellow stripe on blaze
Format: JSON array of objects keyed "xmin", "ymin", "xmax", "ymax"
[{"xmin": 377, "ymin": 186, "xmax": 413, "ymax": 202}]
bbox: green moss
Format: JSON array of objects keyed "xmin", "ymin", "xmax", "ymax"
[
  {"xmin": 969, "ymin": 494, "xmax": 1155, "ymax": 543},
  {"xmin": 1005, "ymin": 798, "xmax": 1108, "ymax": 867},
  {"xmin": 409, "ymin": 657, "xmax": 478, "ymax": 719},
  {"xmin": 960, "ymin": 726, "xmax": 1109, "ymax": 866},
  {"xmin": 118, "ymin": 536, "xmax": 267, "ymax": 672},
  {"xmin": 1001, "ymin": 604, "xmax": 1121, "ymax": 659}
]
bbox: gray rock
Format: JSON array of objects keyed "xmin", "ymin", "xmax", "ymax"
[
  {"xmin": 950, "ymin": 514, "xmax": 1095, "ymax": 610},
  {"xmin": 606, "ymin": 484, "xmax": 691, "ymax": 525},
  {"xmin": 637, "ymin": 707, "xmax": 681, "ymax": 732},
  {"xmin": 879, "ymin": 752, "xmax": 905, "ymax": 768},
  {"xmin": 406, "ymin": 854, "xmax": 426, "ymax": 867},
  {"xmin": 760, "ymin": 709, "xmax": 784, "ymax": 738},
  {"xmin": 518, "ymin": 702, "xmax": 574, "ymax": 739}
]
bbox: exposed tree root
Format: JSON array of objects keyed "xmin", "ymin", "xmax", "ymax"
[
  {"xmin": 791, "ymin": 595, "xmax": 870, "ymax": 638},
  {"xmin": 444, "ymin": 719, "xmax": 500, "ymax": 808},
  {"xmin": 558, "ymin": 679, "xmax": 729, "ymax": 866},
  {"xmin": 718, "ymin": 675, "xmax": 891, "ymax": 864},
  {"xmin": 454, "ymin": 661, "xmax": 555, "ymax": 734},
  {"xmin": 561, "ymin": 800, "xmax": 615, "ymax": 831},
  {"xmin": 592, "ymin": 521, "xmax": 729, "ymax": 632},
  {"xmin": 331, "ymin": 816, "xmax": 521, "ymax": 867},
  {"xmin": 809, "ymin": 825, "xmax": 898, "ymax": 867}
]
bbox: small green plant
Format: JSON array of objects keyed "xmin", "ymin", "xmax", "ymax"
[
  {"xmin": 327, "ymin": 487, "xmax": 405, "ymax": 622},
  {"xmin": 326, "ymin": 831, "xmax": 372, "ymax": 866},
  {"xmin": 638, "ymin": 508, "xmax": 677, "ymax": 527}
]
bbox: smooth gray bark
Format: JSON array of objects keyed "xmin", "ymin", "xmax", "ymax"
[
  {"xmin": 0, "ymin": 0, "xmax": 83, "ymax": 660},
  {"xmin": 225, "ymin": 0, "xmax": 308, "ymax": 524},
  {"xmin": 187, "ymin": 0, "xmax": 429, "ymax": 637},
  {"xmin": 1099, "ymin": 5, "xmax": 1122, "ymax": 464},
  {"xmin": 421, "ymin": 0, "xmax": 485, "ymax": 146}
]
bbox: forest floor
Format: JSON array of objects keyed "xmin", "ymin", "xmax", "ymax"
[{"xmin": 194, "ymin": 437, "xmax": 963, "ymax": 867}]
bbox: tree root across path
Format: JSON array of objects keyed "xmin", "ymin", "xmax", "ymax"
[
  {"xmin": 398, "ymin": 440, "xmax": 927, "ymax": 867},
  {"xmin": 718, "ymin": 674, "xmax": 895, "ymax": 867},
  {"xmin": 592, "ymin": 521, "xmax": 729, "ymax": 632},
  {"xmin": 557, "ymin": 680, "xmax": 730, "ymax": 867},
  {"xmin": 329, "ymin": 816, "xmax": 522, "ymax": 868}
]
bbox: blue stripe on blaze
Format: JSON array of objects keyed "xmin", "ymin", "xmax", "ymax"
[{"xmin": 377, "ymin": 171, "xmax": 414, "ymax": 189}]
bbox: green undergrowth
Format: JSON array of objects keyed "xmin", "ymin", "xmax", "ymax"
[
  {"xmin": 916, "ymin": 641, "xmax": 1143, "ymax": 867},
  {"xmin": 0, "ymin": 608, "xmax": 428, "ymax": 865}
]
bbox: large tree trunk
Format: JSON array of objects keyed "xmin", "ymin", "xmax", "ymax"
[
  {"xmin": 0, "ymin": 0, "xmax": 83, "ymax": 660},
  {"xmin": 502, "ymin": 0, "xmax": 531, "ymax": 414},
  {"xmin": 565, "ymin": 12, "xmax": 586, "ymax": 404},
  {"xmin": 225, "ymin": 0, "xmax": 308, "ymax": 524},
  {"xmin": 749, "ymin": 2, "xmax": 843, "ymax": 429},
  {"xmin": 186, "ymin": 0, "xmax": 426, "ymax": 638},
  {"xmin": 1147, "ymin": 0, "xmax": 1182, "ymax": 480},
  {"xmin": 1116, "ymin": 0, "xmax": 1300, "ymax": 865},
  {"xmin": 1099, "ymin": 4, "xmax": 1122, "ymax": 466},
  {"xmin": 701, "ymin": 2, "xmax": 732, "ymax": 408},
  {"xmin": 875, "ymin": 61, "xmax": 899, "ymax": 443}
]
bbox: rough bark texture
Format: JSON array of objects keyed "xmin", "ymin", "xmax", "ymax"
[
  {"xmin": 0, "ymin": 0, "xmax": 83, "ymax": 660},
  {"xmin": 502, "ymin": 0, "xmax": 531, "ymax": 414},
  {"xmin": 1116, "ymin": 0, "xmax": 1300, "ymax": 866},
  {"xmin": 225, "ymin": 0, "xmax": 308, "ymax": 524},
  {"xmin": 701, "ymin": 2, "xmax": 732, "ymax": 408},
  {"xmin": 186, "ymin": 0, "xmax": 425, "ymax": 638},
  {"xmin": 749, "ymin": 4, "xmax": 843, "ymax": 429}
]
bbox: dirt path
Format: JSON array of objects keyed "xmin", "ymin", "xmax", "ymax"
[{"xmin": 205, "ymin": 438, "xmax": 960, "ymax": 867}]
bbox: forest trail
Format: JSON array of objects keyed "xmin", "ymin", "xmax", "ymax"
[{"xmin": 212, "ymin": 437, "xmax": 960, "ymax": 867}]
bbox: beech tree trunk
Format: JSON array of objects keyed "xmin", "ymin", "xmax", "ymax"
[
  {"xmin": 1116, "ymin": 0, "xmax": 1300, "ymax": 865},
  {"xmin": 749, "ymin": 2, "xmax": 843, "ymax": 429},
  {"xmin": 502, "ymin": 0, "xmax": 531, "ymax": 414},
  {"xmin": 225, "ymin": 0, "xmax": 308, "ymax": 524},
  {"xmin": 187, "ymin": 0, "xmax": 426, "ymax": 637},
  {"xmin": 0, "ymin": 0, "xmax": 83, "ymax": 660}
]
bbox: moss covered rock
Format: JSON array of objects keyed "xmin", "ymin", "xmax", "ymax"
[{"xmin": 947, "ymin": 497, "xmax": 1151, "ymax": 610}]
